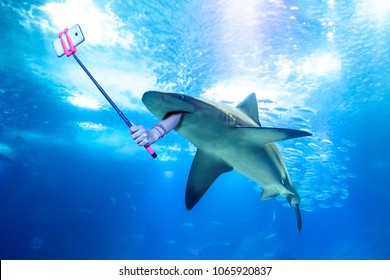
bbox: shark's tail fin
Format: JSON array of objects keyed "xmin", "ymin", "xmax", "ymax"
[{"xmin": 291, "ymin": 203, "xmax": 302, "ymax": 233}]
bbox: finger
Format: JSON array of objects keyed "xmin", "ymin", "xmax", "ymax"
[
  {"xmin": 130, "ymin": 125, "xmax": 141, "ymax": 134},
  {"xmin": 131, "ymin": 130, "xmax": 139, "ymax": 140},
  {"xmin": 134, "ymin": 132, "xmax": 148, "ymax": 145},
  {"xmin": 131, "ymin": 125, "xmax": 143, "ymax": 137},
  {"xmin": 139, "ymin": 138, "xmax": 149, "ymax": 146},
  {"xmin": 132, "ymin": 129, "xmax": 146, "ymax": 141},
  {"xmin": 136, "ymin": 137, "xmax": 150, "ymax": 146}
]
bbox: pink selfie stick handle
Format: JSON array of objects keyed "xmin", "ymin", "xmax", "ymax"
[
  {"xmin": 57, "ymin": 27, "xmax": 157, "ymax": 159},
  {"xmin": 145, "ymin": 145, "xmax": 156, "ymax": 157}
]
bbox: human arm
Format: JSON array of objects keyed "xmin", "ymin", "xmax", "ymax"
[{"xmin": 130, "ymin": 113, "xmax": 182, "ymax": 146}]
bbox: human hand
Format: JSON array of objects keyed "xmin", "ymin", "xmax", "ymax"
[{"xmin": 130, "ymin": 125, "xmax": 159, "ymax": 146}]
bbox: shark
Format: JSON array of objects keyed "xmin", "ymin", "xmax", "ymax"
[{"xmin": 142, "ymin": 91, "xmax": 312, "ymax": 232}]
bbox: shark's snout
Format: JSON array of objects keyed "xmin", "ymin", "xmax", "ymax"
[
  {"xmin": 142, "ymin": 91, "xmax": 163, "ymax": 106},
  {"xmin": 142, "ymin": 91, "xmax": 196, "ymax": 118}
]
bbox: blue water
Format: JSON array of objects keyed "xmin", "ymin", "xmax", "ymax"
[{"xmin": 1, "ymin": 0, "xmax": 389, "ymax": 260}]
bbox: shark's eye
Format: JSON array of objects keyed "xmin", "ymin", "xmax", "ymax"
[{"xmin": 179, "ymin": 94, "xmax": 184, "ymax": 100}]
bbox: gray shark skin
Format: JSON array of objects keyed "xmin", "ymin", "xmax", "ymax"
[{"xmin": 142, "ymin": 91, "xmax": 311, "ymax": 232}]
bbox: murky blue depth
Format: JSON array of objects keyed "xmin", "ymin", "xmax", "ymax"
[{"xmin": 0, "ymin": 0, "xmax": 389, "ymax": 259}]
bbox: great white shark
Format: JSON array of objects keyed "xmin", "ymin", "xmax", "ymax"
[{"xmin": 142, "ymin": 91, "xmax": 312, "ymax": 232}]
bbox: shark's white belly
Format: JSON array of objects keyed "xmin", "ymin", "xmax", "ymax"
[{"xmin": 218, "ymin": 144, "xmax": 284, "ymax": 185}]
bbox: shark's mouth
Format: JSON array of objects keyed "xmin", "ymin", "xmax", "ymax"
[
  {"xmin": 163, "ymin": 110, "xmax": 191, "ymax": 119},
  {"xmin": 162, "ymin": 111, "xmax": 189, "ymax": 127}
]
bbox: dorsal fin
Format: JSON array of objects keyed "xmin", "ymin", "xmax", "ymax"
[{"xmin": 236, "ymin": 93, "xmax": 261, "ymax": 126}]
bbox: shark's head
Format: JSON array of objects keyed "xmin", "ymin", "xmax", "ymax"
[{"xmin": 142, "ymin": 91, "xmax": 197, "ymax": 119}]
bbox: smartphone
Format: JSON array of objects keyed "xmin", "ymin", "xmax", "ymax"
[{"xmin": 53, "ymin": 24, "xmax": 85, "ymax": 57}]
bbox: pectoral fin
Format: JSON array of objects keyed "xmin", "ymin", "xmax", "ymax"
[
  {"xmin": 186, "ymin": 150, "xmax": 233, "ymax": 210},
  {"xmin": 234, "ymin": 127, "xmax": 312, "ymax": 146}
]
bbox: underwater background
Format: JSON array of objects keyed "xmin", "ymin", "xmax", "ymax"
[{"xmin": 0, "ymin": 0, "xmax": 389, "ymax": 260}]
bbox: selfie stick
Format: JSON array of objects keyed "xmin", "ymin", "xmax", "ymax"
[{"xmin": 57, "ymin": 28, "xmax": 157, "ymax": 159}]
